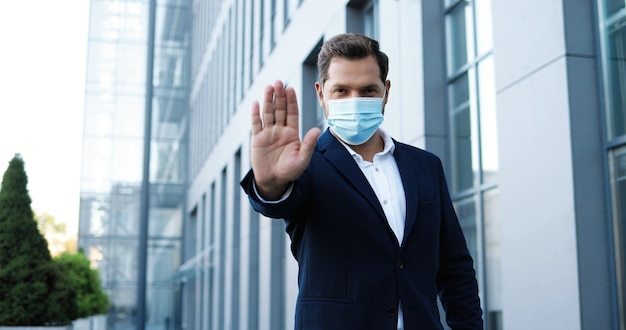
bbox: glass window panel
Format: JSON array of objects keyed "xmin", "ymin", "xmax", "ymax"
[
  {"xmin": 474, "ymin": 0, "xmax": 493, "ymax": 56},
  {"xmin": 80, "ymin": 179, "xmax": 112, "ymax": 195},
  {"xmin": 445, "ymin": 0, "xmax": 462, "ymax": 9},
  {"xmin": 155, "ymin": 6, "xmax": 188, "ymax": 44},
  {"xmin": 79, "ymin": 194, "xmax": 110, "ymax": 236},
  {"xmin": 109, "ymin": 183, "xmax": 141, "ymax": 236},
  {"xmin": 154, "ymin": 48, "xmax": 188, "ymax": 88},
  {"xmin": 449, "ymin": 73, "xmax": 475, "ymax": 193},
  {"xmin": 478, "ymin": 55, "xmax": 498, "ymax": 185},
  {"xmin": 86, "ymin": 42, "xmax": 119, "ymax": 84},
  {"xmin": 114, "ymin": 95, "xmax": 145, "ymax": 138},
  {"xmin": 117, "ymin": 43, "xmax": 148, "ymax": 85},
  {"xmin": 610, "ymin": 146, "xmax": 626, "ymax": 328},
  {"xmin": 87, "ymin": 41, "xmax": 146, "ymax": 86},
  {"xmin": 363, "ymin": 2, "xmax": 376, "ymax": 39},
  {"xmin": 151, "ymin": 139, "xmax": 183, "ymax": 182},
  {"xmin": 112, "ymin": 138, "xmax": 143, "ymax": 182},
  {"xmin": 81, "ymin": 136, "xmax": 113, "ymax": 182},
  {"xmin": 84, "ymin": 93, "xmax": 115, "ymax": 136},
  {"xmin": 606, "ymin": 0, "xmax": 626, "ymax": 16},
  {"xmin": 604, "ymin": 12, "xmax": 626, "ymax": 138},
  {"xmin": 484, "ymin": 188, "xmax": 503, "ymax": 330},
  {"xmin": 89, "ymin": 1, "xmax": 124, "ymax": 40},
  {"xmin": 146, "ymin": 238, "xmax": 181, "ymax": 326},
  {"xmin": 122, "ymin": 2, "xmax": 149, "ymax": 42},
  {"xmin": 446, "ymin": 2, "xmax": 471, "ymax": 74},
  {"xmin": 602, "ymin": 2, "xmax": 626, "ymax": 328}
]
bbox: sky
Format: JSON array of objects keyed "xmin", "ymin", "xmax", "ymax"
[{"xmin": 0, "ymin": 0, "xmax": 91, "ymax": 235}]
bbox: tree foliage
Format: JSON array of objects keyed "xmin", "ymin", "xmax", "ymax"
[
  {"xmin": 55, "ymin": 250, "xmax": 109, "ymax": 318},
  {"xmin": 0, "ymin": 155, "xmax": 78, "ymax": 325},
  {"xmin": 36, "ymin": 211, "xmax": 67, "ymax": 235}
]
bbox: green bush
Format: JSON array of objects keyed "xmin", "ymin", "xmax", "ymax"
[
  {"xmin": 55, "ymin": 250, "xmax": 109, "ymax": 318},
  {"xmin": 0, "ymin": 155, "xmax": 78, "ymax": 325}
]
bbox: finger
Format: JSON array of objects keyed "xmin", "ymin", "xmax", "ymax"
[
  {"xmin": 299, "ymin": 127, "xmax": 322, "ymax": 162},
  {"xmin": 273, "ymin": 80, "xmax": 287, "ymax": 126},
  {"xmin": 262, "ymin": 84, "xmax": 275, "ymax": 127},
  {"xmin": 251, "ymin": 101, "xmax": 262, "ymax": 135},
  {"xmin": 285, "ymin": 86, "xmax": 300, "ymax": 128}
]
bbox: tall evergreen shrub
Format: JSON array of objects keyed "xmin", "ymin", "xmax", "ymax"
[{"xmin": 0, "ymin": 155, "xmax": 78, "ymax": 325}]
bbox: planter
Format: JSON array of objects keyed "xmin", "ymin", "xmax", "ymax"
[
  {"xmin": 72, "ymin": 315, "xmax": 106, "ymax": 330},
  {"xmin": 0, "ymin": 327, "xmax": 71, "ymax": 330},
  {"xmin": 1, "ymin": 315, "xmax": 106, "ymax": 330}
]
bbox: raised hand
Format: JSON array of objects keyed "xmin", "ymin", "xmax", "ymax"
[{"xmin": 250, "ymin": 80, "xmax": 322, "ymax": 200}]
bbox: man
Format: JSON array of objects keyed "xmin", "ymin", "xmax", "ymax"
[{"xmin": 241, "ymin": 33, "xmax": 483, "ymax": 330}]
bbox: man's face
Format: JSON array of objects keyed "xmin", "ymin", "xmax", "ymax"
[{"xmin": 316, "ymin": 55, "xmax": 390, "ymax": 117}]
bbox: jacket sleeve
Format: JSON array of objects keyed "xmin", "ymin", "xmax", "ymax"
[
  {"xmin": 434, "ymin": 159, "xmax": 484, "ymax": 329},
  {"xmin": 240, "ymin": 169, "xmax": 304, "ymax": 219}
]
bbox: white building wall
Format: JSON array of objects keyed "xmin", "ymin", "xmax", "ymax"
[{"xmin": 492, "ymin": 1, "xmax": 582, "ymax": 329}]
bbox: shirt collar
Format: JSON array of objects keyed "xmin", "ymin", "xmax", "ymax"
[{"xmin": 338, "ymin": 128, "xmax": 396, "ymax": 161}]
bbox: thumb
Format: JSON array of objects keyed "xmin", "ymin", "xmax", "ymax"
[{"xmin": 299, "ymin": 127, "xmax": 322, "ymax": 161}]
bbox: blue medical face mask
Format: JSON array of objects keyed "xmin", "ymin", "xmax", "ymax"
[{"xmin": 325, "ymin": 94, "xmax": 385, "ymax": 145}]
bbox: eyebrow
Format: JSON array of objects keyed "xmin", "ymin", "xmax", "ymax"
[{"xmin": 328, "ymin": 83, "xmax": 381, "ymax": 90}]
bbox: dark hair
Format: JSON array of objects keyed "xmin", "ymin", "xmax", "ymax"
[{"xmin": 317, "ymin": 33, "xmax": 389, "ymax": 84}]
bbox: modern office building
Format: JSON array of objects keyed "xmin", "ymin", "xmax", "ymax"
[
  {"xmin": 78, "ymin": 0, "xmax": 625, "ymax": 329},
  {"xmin": 78, "ymin": 0, "xmax": 190, "ymax": 328}
]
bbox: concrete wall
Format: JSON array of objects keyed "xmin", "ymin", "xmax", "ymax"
[{"xmin": 492, "ymin": 0, "xmax": 610, "ymax": 329}]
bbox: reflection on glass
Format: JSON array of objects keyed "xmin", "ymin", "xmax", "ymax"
[
  {"xmin": 604, "ymin": 8, "xmax": 626, "ymax": 138},
  {"xmin": 450, "ymin": 73, "xmax": 475, "ymax": 193},
  {"xmin": 602, "ymin": 1, "xmax": 626, "ymax": 328},
  {"xmin": 474, "ymin": 0, "xmax": 493, "ymax": 56},
  {"xmin": 363, "ymin": 2, "xmax": 375, "ymax": 38},
  {"xmin": 605, "ymin": 0, "xmax": 625, "ymax": 16},
  {"xmin": 610, "ymin": 146, "xmax": 626, "ymax": 328},
  {"xmin": 445, "ymin": 2, "xmax": 501, "ymax": 328},
  {"xmin": 446, "ymin": 2, "xmax": 471, "ymax": 74},
  {"xmin": 483, "ymin": 188, "xmax": 502, "ymax": 330},
  {"xmin": 146, "ymin": 2, "xmax": 189, "ymax": 328},
  {"xmin": 478, "ymin": 55, "xmax": 498, "ymax": 184}
]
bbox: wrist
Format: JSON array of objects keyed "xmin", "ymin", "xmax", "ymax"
[{"xmin": 254, "ymin": 178, "xmax": 289, "ymax": 200}]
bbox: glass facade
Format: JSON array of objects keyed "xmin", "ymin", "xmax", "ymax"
[
  {"xmin": 444, "ymin": 0, "xmax": 502, "ymax": 328},
  {"xmin": 601, "ymin": 0, "xmax": 626, "ymax": 328},
  {"xmin": 78, "ymin": 0, "xmax": 190, "ymax": 328}
]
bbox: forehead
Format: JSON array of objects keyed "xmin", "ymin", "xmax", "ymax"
[{"xmin": 325, "ymin": 55, "xmax": 381, "ymax": 88}]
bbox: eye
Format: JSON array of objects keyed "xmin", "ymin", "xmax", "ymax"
[{"xmin": 362, "ymin": 88, "xmax": 378, "ymax": 96}]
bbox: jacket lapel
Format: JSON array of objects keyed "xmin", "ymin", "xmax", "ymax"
[
  {"xmin": 317, "ymin": 130, "xmax": 387, "ymax": 221},
  {"xmin": 391, "ymin": 141, "xmax": 419, "ymax": 244}
]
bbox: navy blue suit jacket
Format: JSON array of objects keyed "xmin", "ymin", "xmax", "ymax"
[{"xmin": 241, "ymin": 129, "xmax": 483, "ymax": 330}]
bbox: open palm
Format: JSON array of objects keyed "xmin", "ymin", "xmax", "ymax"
[{"xmin": 250, "ymin": 80, "xmax": 321, "ymax": 200}]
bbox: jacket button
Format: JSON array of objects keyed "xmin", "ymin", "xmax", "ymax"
[
  {"xmin": 398, "ymin": 261, "xmax": 404, "ymax": 269},
  {"xmin": 387, "ymin": 307, "xmax": 397, "ymax": 317}
]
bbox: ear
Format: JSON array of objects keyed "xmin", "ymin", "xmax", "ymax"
[
  {"xmin": 383, "ymin": 80, "xmax": 391, "ymax": 105},
  {"xmin": 315, "ymin": 82, "xmax": 325, "ymax": 108}
]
